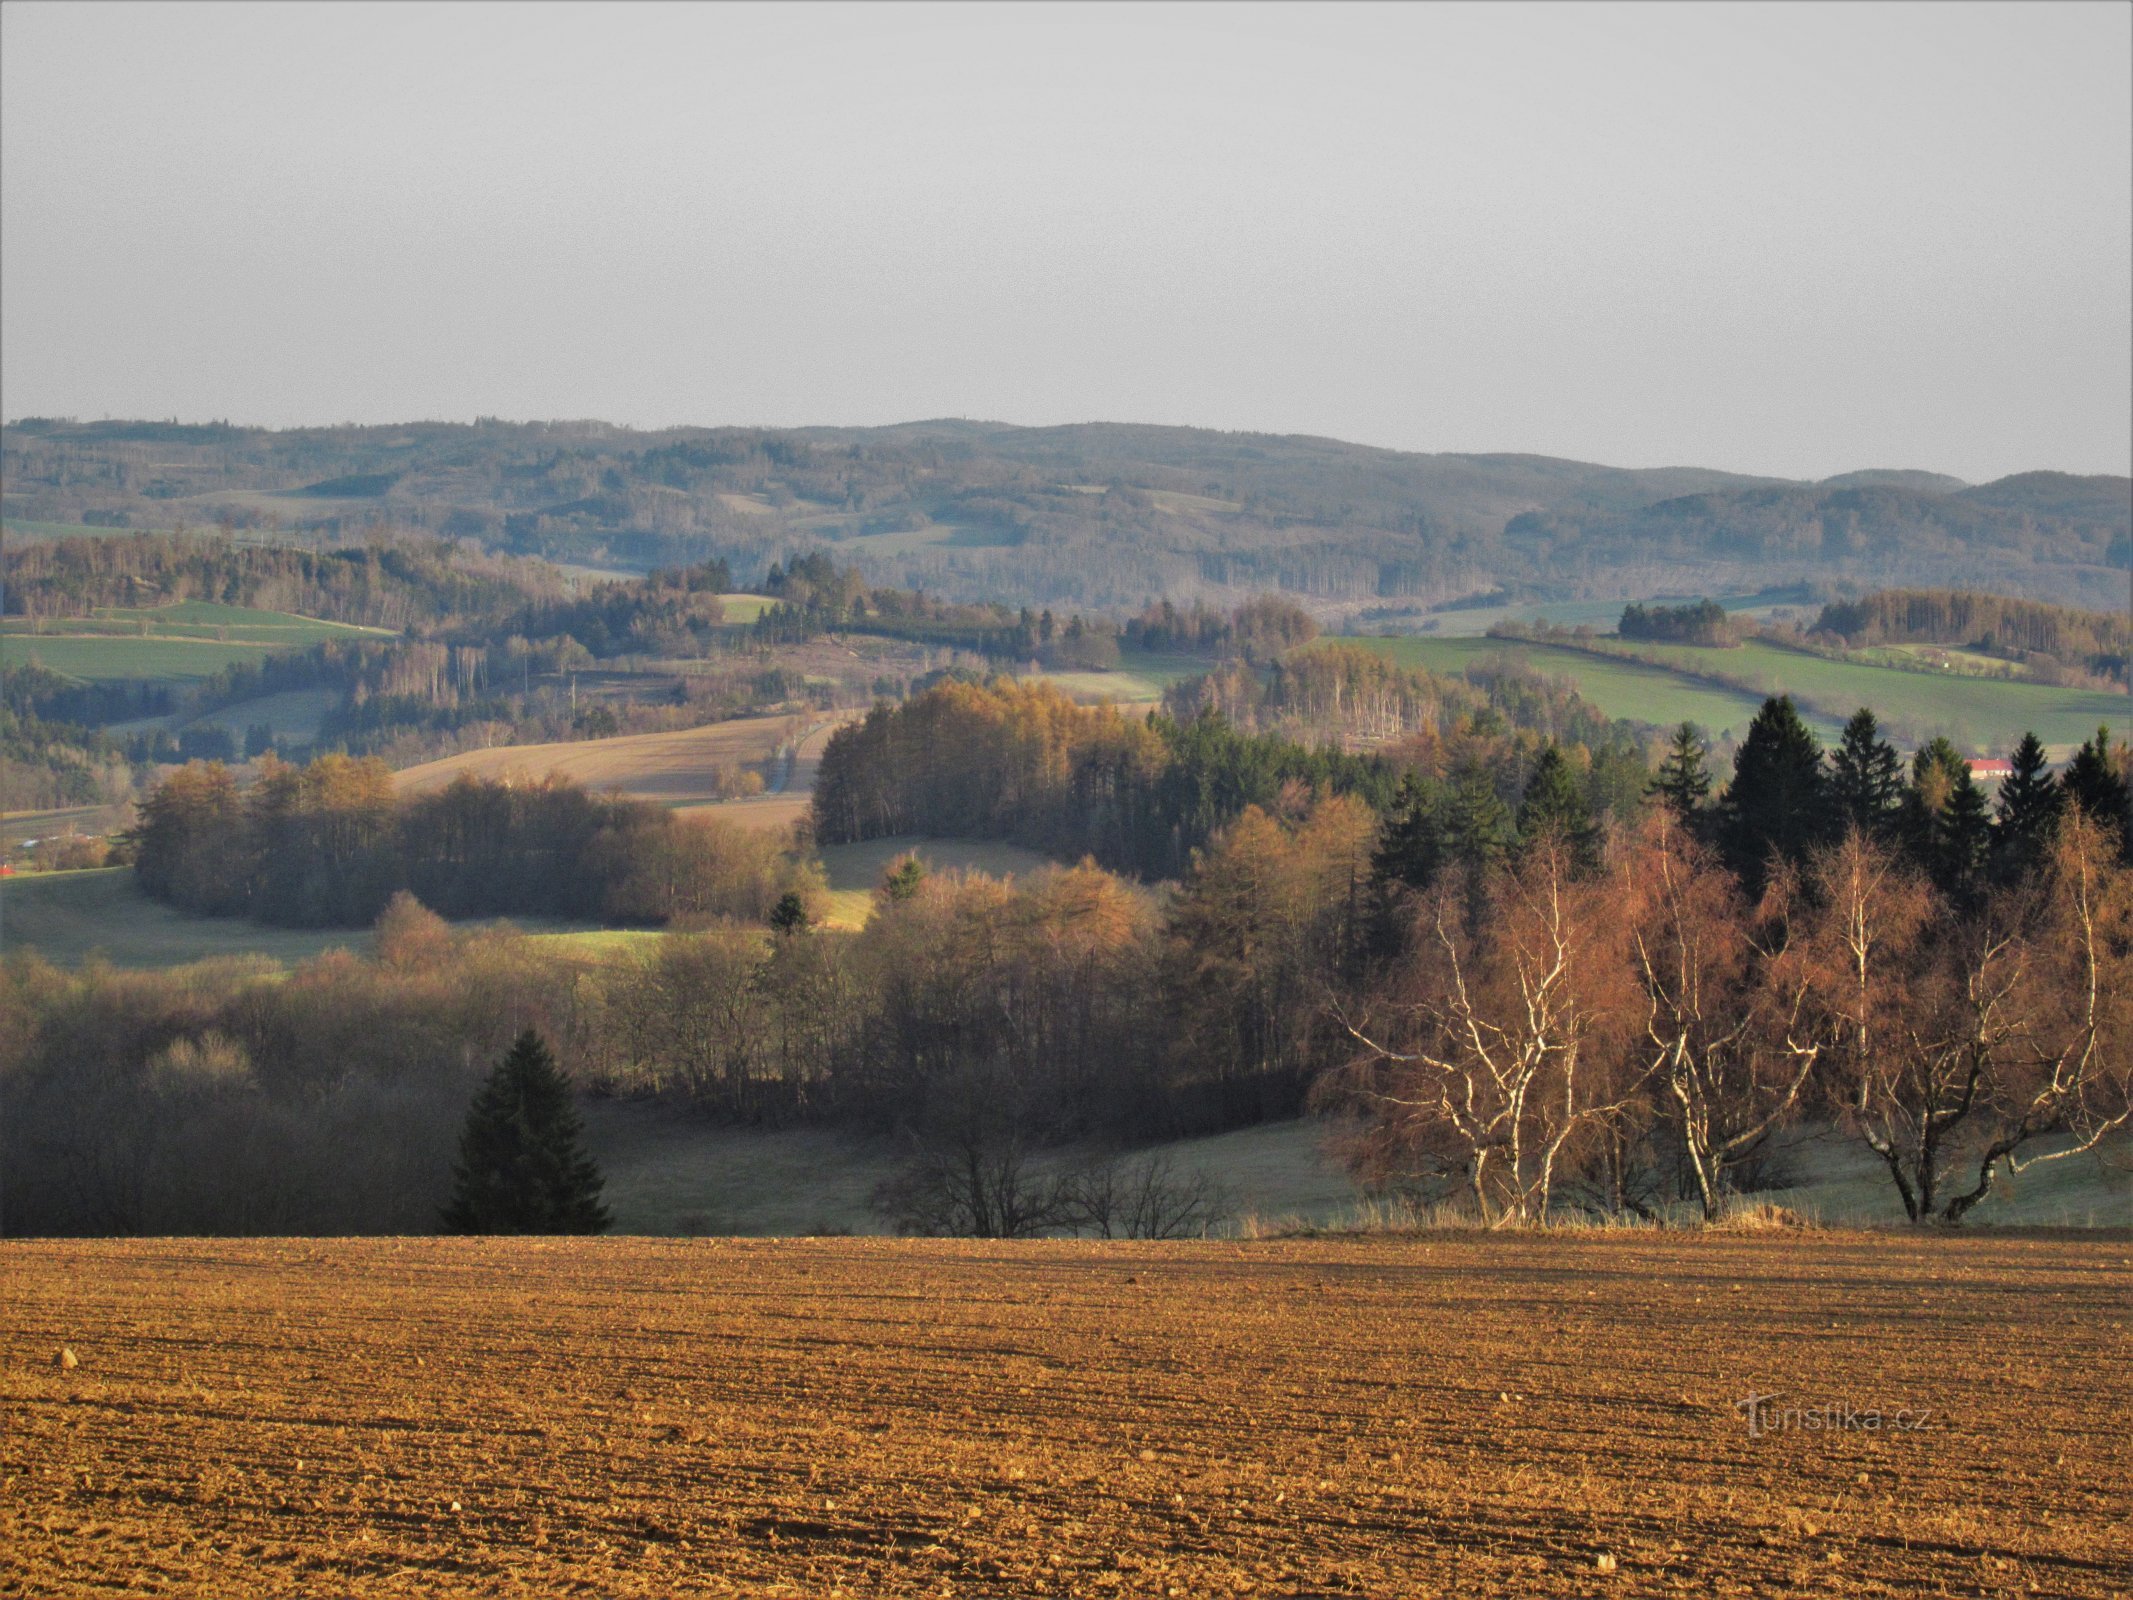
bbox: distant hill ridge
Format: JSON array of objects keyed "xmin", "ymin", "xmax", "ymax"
[{"xmin": 4, "ymin": 416, "xmax": 2125, "ymax": 611}]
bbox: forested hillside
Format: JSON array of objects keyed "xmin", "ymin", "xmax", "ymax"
[{"xmin": 6, "ymin": 417, "xmax": 2123, "ymax": 611}]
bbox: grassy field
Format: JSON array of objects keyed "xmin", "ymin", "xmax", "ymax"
[
  {"xmin": 0, "ymin": 868, "xmax": 372, "ymax": 967},
  {"xmin": 1414, "ymin": 591, "xmax": 1805, "ymax": 639},
  {"xmin": 177, "ymin": 686, "xmax": 341, "ymax": 744},
  {"xmin": 585, "ymin": 1104, "xmax": 1356, "ymax": 1236},
  {"xmin": 1029, "ymin": 669, "xmax": 1166, "ymax": 705},
  {"xmin": 1323, "ymin": 635, "xmax": 1787, "ymax": 740},
  {"xmin": 0, "ymin": 516, "xmax": 188, "ymax": 542},
  {"xmin": 391, "ymin": 714, "xmax": 806, "ymax": 803},
  {"xmin": 585, "ymin": 1091, "xmax": 2128, "ymax": 1238},
  {"xmin": 2, "ymin": 602, "xmax": 391, "ymax": 684},
  {"xmin": 1615, "ymin": 638, "xmax": 2127, "ymax": 754},
  {"xmin": 0, "ymin": 867, "xmax": 635, "ymax": 970},
  {"xmin": 716, "ymin": 593, "xmax": 774, "ymax": 623},
  {"xmin": 0, "ymin": 803, "xmax": 129, "ymax": 850},
  {"xmin": 814, "ymin": 834, "xmax": 1063, "ymax": 929},
  {"xmin": 0, "ymin": 633, "xmax": 289, "ymax": 682},
  {"xmin": 1325, "ymin": 634, "xmax": 2128, "ymax": 752},
  {"xmin": 6, "ymin": 1234, "xmax": 2127, "ymax": 1597}
]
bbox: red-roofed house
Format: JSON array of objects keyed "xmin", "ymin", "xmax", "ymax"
[{"xmin": 1970, "ymin": 757, "xmax": 2014, "ymax": 781}]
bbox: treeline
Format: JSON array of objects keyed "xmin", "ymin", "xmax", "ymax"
[
  {"xmin": 1122, "ymin": 596, "xmax": 1320, "ymax": 661},
  {"xmin": 1164, "ymin": 644, "xmax": 1628, "ymax": 755},
  {"xmin": 811, "ymin": 678, "xmax": 1396, "ymax": 880},
  {"xmin": 132, "ymin": 756, "xmax": 822, "ymax": 928},
  {"xmin": 1812, "ymin": 588, "xmax": 2130, "ymax": 682},
  {"xmin": 0, "ymin": 793, "xmax": 1423, "ymax": 1232},
  {"xmin": 506, "ymin": 557, "xmax": 732, "ymax": 659},
  {"xmin": 750, "ymin": 552, "xmax": 1122, "ymax": 669},
  {"xmin": 10, "ymin": 697, "xmax": 2129, "ymax": 1237},
  {"xmin": 9, "ymin": 416, "xmax": 2124, "ymax": 611},
  {"xmin": 1619, "ymin": 598, "xmax": 1732, "ymax": 646},
  {"xmin": 1, "ymin": 531, "xmax": 556, "ymax": 627},
  {"xmin": 814, "ymin": 660, "xmax": 1650, "ymax": 883}
]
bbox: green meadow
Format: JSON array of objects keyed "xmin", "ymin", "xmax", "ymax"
[
  {"xmin": 3, "ymin": 602, "xmax": 393, "ymax": 683},
  {"xmin": 1320, "ymin": 635, "xmax": 1788, "ymax": 741},
  {"xmin": 1324, "ymin": 634, "xmax": 2125, "ymax": 754},
  {"xmin": 0, "ymin": 867, "xmax": 635, "ymax": 970}
]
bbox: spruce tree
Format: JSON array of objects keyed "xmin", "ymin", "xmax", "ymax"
[
  {"xmin": 1372, "ymin": 772, "xmax": 1446, "ymax": 890},
  {"xmin": 2062, "ymin": 725, "xmax": 2131, "ymax": 856},
  {"xmin": 881, "ymin": 853, "xmax": 927, "ymax": 902},
  {"xmin": 1991, "ymin": 731, "xmax": 2061, "ymax": 878},
  {"xmin": 1650, "ymin": 722, "xmax": 1712, "ymax": 819},
  {"xmin": 1902, "ymin": 739, "xmax": 1989, "ymax": 899},
  {"xmin": 769, "ymin": 891, "xmax": 812, "ymax": 934},
  {"xmin": 442, "ymin": 1030, "xmax": 611, "ymax": 1235},
  {"xmin": 1517, "ymin": 746, "xmax": 1600, "ymax": 870},
  {"xmin": 1718, "ymin": 696, "xmax": 1831, "ymax": 885},
  {"xmin": 1442, "ymin": 757, "xmax": 1513, "ymax": 875},
  {"xmin": 1828, "ymin": 708, "xmax": 1904, "ymax": 838}
]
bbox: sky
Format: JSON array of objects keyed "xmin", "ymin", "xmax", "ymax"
[{"xmin": 2, "ymin": 1, "xmax": 2128, "ymax": 483}]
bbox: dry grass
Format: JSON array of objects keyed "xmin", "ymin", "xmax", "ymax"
[
  {"xmin": 391, "ymin": 714, "xmax": 849, "ymax": 806},
  {"xmin": 2, "ymin": 1234, "xmax": 2127, "ymax": 1596}
]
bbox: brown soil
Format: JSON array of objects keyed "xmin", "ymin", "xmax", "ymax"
[{"xmin": 3, "ymin": 1234, "xmax": 2128, "ymax": 1597}]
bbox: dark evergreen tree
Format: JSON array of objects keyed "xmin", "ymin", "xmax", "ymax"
[
  {"xmin": 441, "ymin": 1030, "xmax": 611, "ymax": 1235},
  {"xmin": 1718, "ymin": 696, "xmax": 1831, "ymax": 885},
  {"xmin": 769, "ymin": 890, "xmax": 812, "ymax": 934},
  {"xmin": 2062, "ymin": 725, "xmax": 2131, "ymax": 856},
  {"xmin": 1371, "ymin": 772, "xmax": 1446, "ymax": 890},
  {"xmin": 1991, "ymin": 731, "xmax": 2062, "ymax": 879},
  {"xmin": 1827, "ymin": 708, "xmax": 1904, "ymax": 838},
  {"xmin": 1516, "ymin": 745, "xmax": 1600, "ymax": 870},
  {"xmin": 1901, "ymin": 739, "xmax": 1989, "ymax": 900},
  {"xmin": 881, "ymin": 854, "xmax": 927, "ymax": 902},
  {"xmin": 1441, "ymin": 757, "xmax": 1513, "ymax": 874},
  {"xmin": 1650, "ymin": 722, "xmax": 1712, "ymax": 820}
]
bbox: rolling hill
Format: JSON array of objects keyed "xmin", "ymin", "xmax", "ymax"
[{"xmin": 6, "ymin": 416, "xmax": 2123, "ymax": 613}]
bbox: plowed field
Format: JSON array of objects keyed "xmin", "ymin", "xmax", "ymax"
[{"xmin": 4, "ymin": 1234, "xmax": 2128, "ymax": 1597}]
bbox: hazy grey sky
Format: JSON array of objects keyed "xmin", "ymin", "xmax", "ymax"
[{"xmin": 2, "ymin": 1, "xmax": 2127, "ymax": 481}]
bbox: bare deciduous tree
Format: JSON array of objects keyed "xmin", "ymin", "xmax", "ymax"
[
  {"xmin": 1326, "ymin": 838, "xmax": 1641, "ymax": 1227},
  {"xmin": 1623, "ymin": 811, "xmax": 1821, "ymax": 1220}
]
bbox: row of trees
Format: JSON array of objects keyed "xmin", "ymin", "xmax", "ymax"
[
  {"xmin": 1702, "ymin": 702, "xmax": 2131, "ymax": 893},
  {"xmin": 1123, "ymin": 596, "xmax": 1320, "ymax": 662},
  {"xmin": 1812, "ymin": 588, "xmax": 2128, "ymax": 681},
  {"xmin": 1618, "ymin": 598, "xmax": 1733, "ymax": 646},
  {"xmin": 132, "ymin": 756, "xmax": 821, "ymax": 928},
  {"xmin": 810, "ymin": 677, "xmax": 1398, "ymax": 880}
]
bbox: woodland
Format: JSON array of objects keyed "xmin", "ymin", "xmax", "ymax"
[
  {"xmin": 6, "ymin": 417, "xmax": 2127, "ymax": 610},
  {"xmin": 5, "ymin": 673, "xmax": 2127, "ymax": 1236}
]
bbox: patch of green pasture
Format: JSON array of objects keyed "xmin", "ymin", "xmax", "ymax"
[
  {"xmin": 579, "ymin": 1101, "xmax": 1359, "ymax": 1237},
  {"xmin": 1321, "ymin": 635, "xmax": 1782, "ymax": 740},
  {"xmin": 1, "ymin": 868, "xmax": 371, "ymax": 968},
  {"xmin": 1033, "ymin": 668, "xmax": 1166, "ymax": 705},
  {"xmin": 0, "ymin": 633, "xmax": 285, "ymax": 682},
  {"xmin": 1619, "ymin": 640, "xmax": 2125, "ymax": 754},
  {"xmin": 716, "ymin": 594, "xmax": 775, "ymax": 623},
  {"xmin": 0, "ymin": 866, "xmax": 647, "ymax": 970},
  {"xmin": 2, "ymin": 517, "xmax": 186, "ymax": 542},
  {"xmin": 519, "ymin": 928, "xmax": 669, "ymax": 959},
  {"xmin": 1113, "ymin": 649, "xmax": 1212, "ymax": 688},
  {"xmin": 182, "ymin": 688, "xmax": 341, "ymax": 744},
  {"xmin": 99, "ymin": 600, "xmax": 389, "ymax": 635}
]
